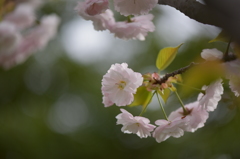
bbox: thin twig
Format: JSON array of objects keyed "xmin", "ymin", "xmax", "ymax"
[{"xmin": 155, "ymin": 62, "xmax": 197, "ymax": 85}]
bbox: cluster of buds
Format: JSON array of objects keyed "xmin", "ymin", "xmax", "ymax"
[{"xmin": 143, "ymin": 72, "xmax": 181, "ymax": 92}]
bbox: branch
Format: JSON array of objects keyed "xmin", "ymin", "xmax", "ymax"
[
  {"xmin": 158, "ymin": 0, "xmax": 240, "ymax": 44},
  {"xmin": 158, "ymin": 0, "xmax": 221, "ymax": 26},
  {"xmin": 156, "ymin": 62, "xmax": 196, "ymax": 85}
]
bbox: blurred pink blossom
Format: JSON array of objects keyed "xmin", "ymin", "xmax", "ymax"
[
  {"xmin": 201, "ymin": 48, "xmax": 223, "ymax": 61},
  {"xmin": 4, "ymin": 3, "xmax": 36, "ymax": 30},
  {"xmin": 0, "ymin": 22, "xmax": 22, "ymax": 55},
  {"xmin": 224, "ymin": 59, "xmax": 240, "ymax": 97},
  {"xmin": 76, "ymin": 2, "xmax": 115, "ymax": 31},
  {"xmin": 85, "ymin": 0, "xmax": 109, "ymax": 16},
  {"xmin": 198, "ymin": 79, "xmax": 223, "ymax": 112},
  {"xmin": 109, "ymin": 14, "xmax": 155, "ymax": 41},
  {"xmin": 200, "ymin": 48, "xmax": 239, "ymax": 97},
  {"xmin": 0, "ymin": 14, "xmax": 60, "ymax": 69}
]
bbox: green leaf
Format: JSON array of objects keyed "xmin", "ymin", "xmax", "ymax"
[
  {"xmin": 180, "ymin": 61, "xmax": 224, "ymax": 97},
  {"xmin": 157, "ymin": 89, "xmax": 171, "ymax": 104},
  {"xmin": 209, "ymin": 30, "xmax": 230, "ymax": 43},
  {"xmin": 129, "ymin": 86, "xmax": 153, "ymax": 108},
  {"xmin": 156, "ymin": 44, "xmax": 183, "ymax": 71}
]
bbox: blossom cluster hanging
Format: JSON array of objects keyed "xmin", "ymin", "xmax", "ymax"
[
  {"xmin": 101, "ymin": 39, "xmax": 240, "ymax": 143},
  {"xmin": 75, "ymin": 0, "xmax": 156, "ymax": 40},
  {"xmin": 0, "ymin": 0, "xmax": 60, "ymax": 69}
]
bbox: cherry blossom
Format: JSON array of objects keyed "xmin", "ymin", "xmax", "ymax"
[
  {"xmin": 75, "ymin": 2, "xmax": 115, "ymax": 31},
  {"xmin": 102, "ymin": 94, "xmax": 114, "ymax": 107},
  {"xmin": 91, "ymin": 10, "xmax": 115, "ymax": 31},
  {"xmin": 0, "ymin": 14, "xmax": 60, "ymax": 69},
  {"xmin": 0, "ymin": 22, "xmax": 22, "ymax": 55},
  {"xmin": 109, "ymin": 14, "xmax": 155, "ymax": 41},
  {"xmin": 201, "ymin": 48, "xmax": 223, "ymax": 61},
  {"xmin": 114, "ymin": 0, "xmax": 158, "ymax": 16},
  {"xmin": 224, "ymin": 59, "xmax": 240, "ymax": 97},
  {"xmin": 168, "ymin": 101, "xmax": 209, "ymax": 132},
  {"xmin": 101, "ymin": 63, "xmax": 143, "ymax": 106},
  {"xmin": 200, "ymin": 48, "xmax": 239, "ymax": 97},
  {"xmin": 85, "ymin": 0, "xmax": 109, "ymax": 16},
  {"xmin": 4, "ymin": 3, "xmax": 36, "ymax": 30},
  {"xmin": 153, "ymin": 117, "xmax": 187, "ymax": 143},
  {"xmin": 228, "ymin": 78, "xmax": 240, "ymax": 97},
  {"xmin": 116, "ymin": 109, "xmax": 155, "ymax": 138},
  {"xmin": 198, "ymin": 79, "xmax": 224, "ymax": 112}
]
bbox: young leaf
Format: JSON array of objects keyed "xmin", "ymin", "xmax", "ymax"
[
  {"xmin": 209, "ymin": 30, "xmax": 230, "ymax": 43},
  {"xmin": 156, "ymin": 44, "xmax": 183, "ymax": 71},
  {"xmin": 157, "ymin": 89, "xmax": 171, "ymax": 104},
  {"xmin": 129, "ymin": 86, "xmax": 153, "ymax": 108},
  {"xmin": 180, "ymin": 60, "xmax": 224, "ymax": 97}
]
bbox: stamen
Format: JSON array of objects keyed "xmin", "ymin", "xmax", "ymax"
[{"xmin": 117, "ymin": 81, "xmax": 126, "ymax": 90}]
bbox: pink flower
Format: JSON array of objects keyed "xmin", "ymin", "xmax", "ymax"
[
  {"xmin": 201, "ymin": 48, "xmax": 223, "ymax": 61},
  {"xmin": 76, "ymin": 2, "xmax": 115, "ymax": 31},
  {"xmin": 224, "ymin": 59, "xmax": 240, "ymax": 97},
  {"xmin": 153, "ymin": 117, "xmax": 187, "ymax": 143},
  {"xmin": 101, "ymin": 63, "xmax": 143, "ymax": 106},
  {"xmin": 0, "ymin": 22, "xmax": 22, "ymax": 55},
  {"xmin": 228, "ymin": 78, "xmax": 240, "ymax": 97},
  {"xmin": 168, "ymin": 101, "xmax": 209, "ymax": 132},
  {"xmin": 102, "ymin": 94, "xmax": 114, "ymax": 107},
  {"xmin": 92, "ymin": 10, "xmax": 115, "ymax": 31},
  {"xmin": 18, "ymin": 0, "xmax": 43, "ymax": 9},
  {"xmin": 198, "ymin": 79, "xmax": 223, "ymax": 112},
  {"xmin": 85, "ymin": 0, "xmax": 109, "ymax": 16},
  {"xmin": 114, "ymin": 0, "xmax": 158, "ymax": 16},
  {"xmin": 116, "ymin": 109, "xmax": 155, "ymax": 138},
  {"xmin": 24, "ymin": 14, "xmax": 60, "ymax": 49},
  {"xmin": 109, "ymin": 14, "xmax": 155, "ymax": 41},
  {"xmin": 0, "ymin": 14, "xmax": 60, "ymax": 69},
  {"xmin": 4, "ymin": 3, "xmax": 35, "ymax": 30}
]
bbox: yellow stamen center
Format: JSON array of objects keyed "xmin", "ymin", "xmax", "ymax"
[{"xmin": 117, "ymin": 81, "xmax": 126, "ymax": 90}]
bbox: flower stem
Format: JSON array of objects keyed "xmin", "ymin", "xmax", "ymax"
[
  {"xmin": 156, "ymin": 91, "xmax": 169, "ymax": 121},
  {"xmin": 139, "ymin": 91, "xmax": 155, "ymax": 116},
  {"xmin": 127, "ymin": 16, "xmax": 133, "ymax": 22},
  {"xmin": 174, "ymin": 90, "xmax": 188, "ymax": 114},
  {"xmin": 175, "ymin": 82, "xmax": 205, "ymax": 94},
  {"xmin": 223, "ymin": 38, "xmax": 232, "ymax": 60}
]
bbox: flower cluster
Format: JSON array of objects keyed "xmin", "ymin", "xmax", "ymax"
[
  {"xmin": 101, "ymin": 62, "xmax": 224, "ymax": 143},
  {"xmin": 75, "ymin": 0, "xmax": 156, "ymax": 40},
  {"xmin": 0, "ymin": 1, "xmax": 60, "ymax": 69}
]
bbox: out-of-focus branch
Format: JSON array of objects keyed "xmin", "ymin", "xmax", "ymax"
[
  {"xmin": 158, "ymin": 0, "xmax": 221, "ymax": 26},
  {"xmin": 204, "ymin": 0, "xmax": 240, "ymax": 44},
  {"xmin": 158, "ymin": 0, "xmax": 240, "ymax": 44}
]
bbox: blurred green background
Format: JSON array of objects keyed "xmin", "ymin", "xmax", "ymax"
[{"xmin": 0, "ymin": 0, "xmax": 239, "ymax": 158}]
